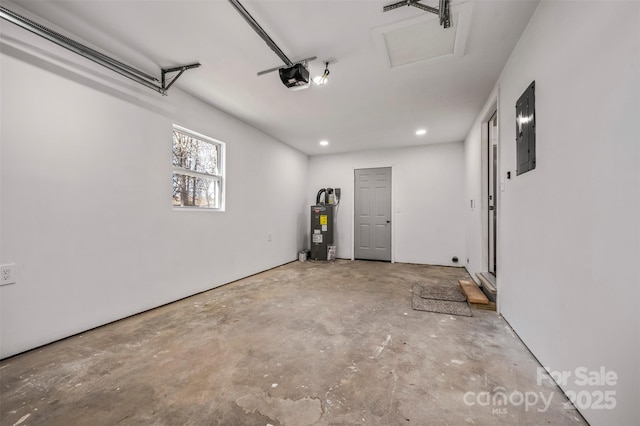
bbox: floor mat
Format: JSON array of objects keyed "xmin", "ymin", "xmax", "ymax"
[
  {"xmin": 412, "ymin": 283, "xmax": 472, "ymax": 317},
  {"xmin": 418, "ymin": 281, "xmax": 467, "ymax": 302}
]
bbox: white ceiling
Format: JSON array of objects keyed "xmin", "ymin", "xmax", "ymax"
[{"xmin": 8, "ymin": 0, "xmax": 539, "ymax": 155}]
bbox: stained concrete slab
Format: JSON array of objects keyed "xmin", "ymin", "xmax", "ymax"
[{"xmin": 0, "ymin": 260, "xmax": 587, "ymax": 425}]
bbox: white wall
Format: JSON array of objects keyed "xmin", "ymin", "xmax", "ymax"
[
  {"xmin": 464, "ymin": 2, "xmax": 639, "ymax": 425},
  {"xmin": 309, "ymin": 143, "xmax": 465, "ymax": 266},
  {"xmin": 0, "ymin": 22, "xmax": 308, "ymax": 358}
]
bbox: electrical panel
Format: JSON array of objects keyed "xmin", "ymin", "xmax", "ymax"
[{"xmin": 516, "ymin": 81, "xmax": 536, "ymax": 176}]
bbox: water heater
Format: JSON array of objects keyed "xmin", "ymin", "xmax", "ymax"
[{"xmin": 310, "ymin": 204, "xmax": 334, "ymax": 261}]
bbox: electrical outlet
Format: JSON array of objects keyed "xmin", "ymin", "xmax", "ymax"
[{"xmin": 1, "ymin": 264, "xmax": 16, "ymax": 286}]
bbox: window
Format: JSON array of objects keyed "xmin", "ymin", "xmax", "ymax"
[{"xmin": 172, "ymin": 125, "xmax": 225, "ymax": 210}]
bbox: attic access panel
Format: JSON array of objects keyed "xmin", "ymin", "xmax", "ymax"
[
  {"xmin": 383, "ymin": 15, "xmax": 456, "ymax": 67},
  {"xmin": 370, "ymin": 1, "xmax": 472, "ymax": 69},
  {"xmin": 516, "ymin": 81, "xmax": 536, "ymax": 176}
]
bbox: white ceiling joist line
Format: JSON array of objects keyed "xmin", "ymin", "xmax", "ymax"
[
  {"xmin": 0, "ymin": 5, "xmax": 200, "ymax": 95},
  {"xmin": 383, "ymin": 0, "xmax": 451, "ymax": 28}
]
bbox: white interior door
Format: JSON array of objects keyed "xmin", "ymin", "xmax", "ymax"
[{"xmin": 354, "ymin": 167, "xmax": 391, "ymax": 261}]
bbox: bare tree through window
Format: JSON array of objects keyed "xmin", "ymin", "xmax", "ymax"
[{"xmin": 172, "ymin": 126, "xmax": 224, "ymax": 209}]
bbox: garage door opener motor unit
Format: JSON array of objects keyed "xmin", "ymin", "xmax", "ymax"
[{"xmin": 310, "ymin": 188, "xmax": 340, "ymax": 261}]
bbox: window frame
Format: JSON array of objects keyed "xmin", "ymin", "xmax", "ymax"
[{"xmin": 172, "ymin": 124, "xmax": 225, "ymax": 211}]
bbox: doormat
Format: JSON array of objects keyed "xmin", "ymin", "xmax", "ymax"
[
  {"xmin": 412, "ymin": 283, "xmax": 472, "ymax": 317},
  {"xmin": 418, "ymin": 281, "xmax": 467, "ymax": 302}
]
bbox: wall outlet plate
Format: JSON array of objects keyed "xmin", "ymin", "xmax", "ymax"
[{"xmin": 1, "ymin": 264, "xmax": 16, "ymax": 286}]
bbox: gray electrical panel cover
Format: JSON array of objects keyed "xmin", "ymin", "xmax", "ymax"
[{"xmin": 516, "ymin": 81, "xmax": 536, "ymax": 176}]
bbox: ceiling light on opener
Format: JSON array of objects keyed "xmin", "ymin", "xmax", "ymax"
[
  {"xmin": 416, "ymin": 129, "xmax": 427, "ymax": 135},
  {"xmin": 313, "ymin": 62, "xmax": 330, "ymax": 85}
]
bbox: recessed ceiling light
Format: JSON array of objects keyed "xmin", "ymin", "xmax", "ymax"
[
  {"xmin": 416, "ymin": 129, "xmax": 427, "ymax": 136},
  {"xmin": 319, "ymin": 140, "xmax": 329, "ymax": 146}
]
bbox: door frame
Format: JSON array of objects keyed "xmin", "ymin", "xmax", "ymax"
[
  {"xmin": 480, "ymin": 99, "xmax": 499, "ymax": 282},
  {"xmin": 488, "ymin": 110, "xmax": 498, "ymax": 275},
  {"xmin": 351, "ymin": 166, "xmax": 394, "ymax": 262}
]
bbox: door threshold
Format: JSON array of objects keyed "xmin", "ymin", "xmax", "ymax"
[{"xmin": 476, "ymin": 272, "xmax": 497, "ymax": 303}]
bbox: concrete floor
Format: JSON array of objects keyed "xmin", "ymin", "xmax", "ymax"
[{"xmin": 1, "ymin": 260, "xmax": 587, "ymax": 425}]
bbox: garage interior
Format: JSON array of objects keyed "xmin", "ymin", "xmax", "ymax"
[
  {"xmin": 2, "ymin": 261, "xmax": 587, "ymax": 425},
  {"xmin": 1, "ymin": 1, "xmax": 638, "ymax": 425}
]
